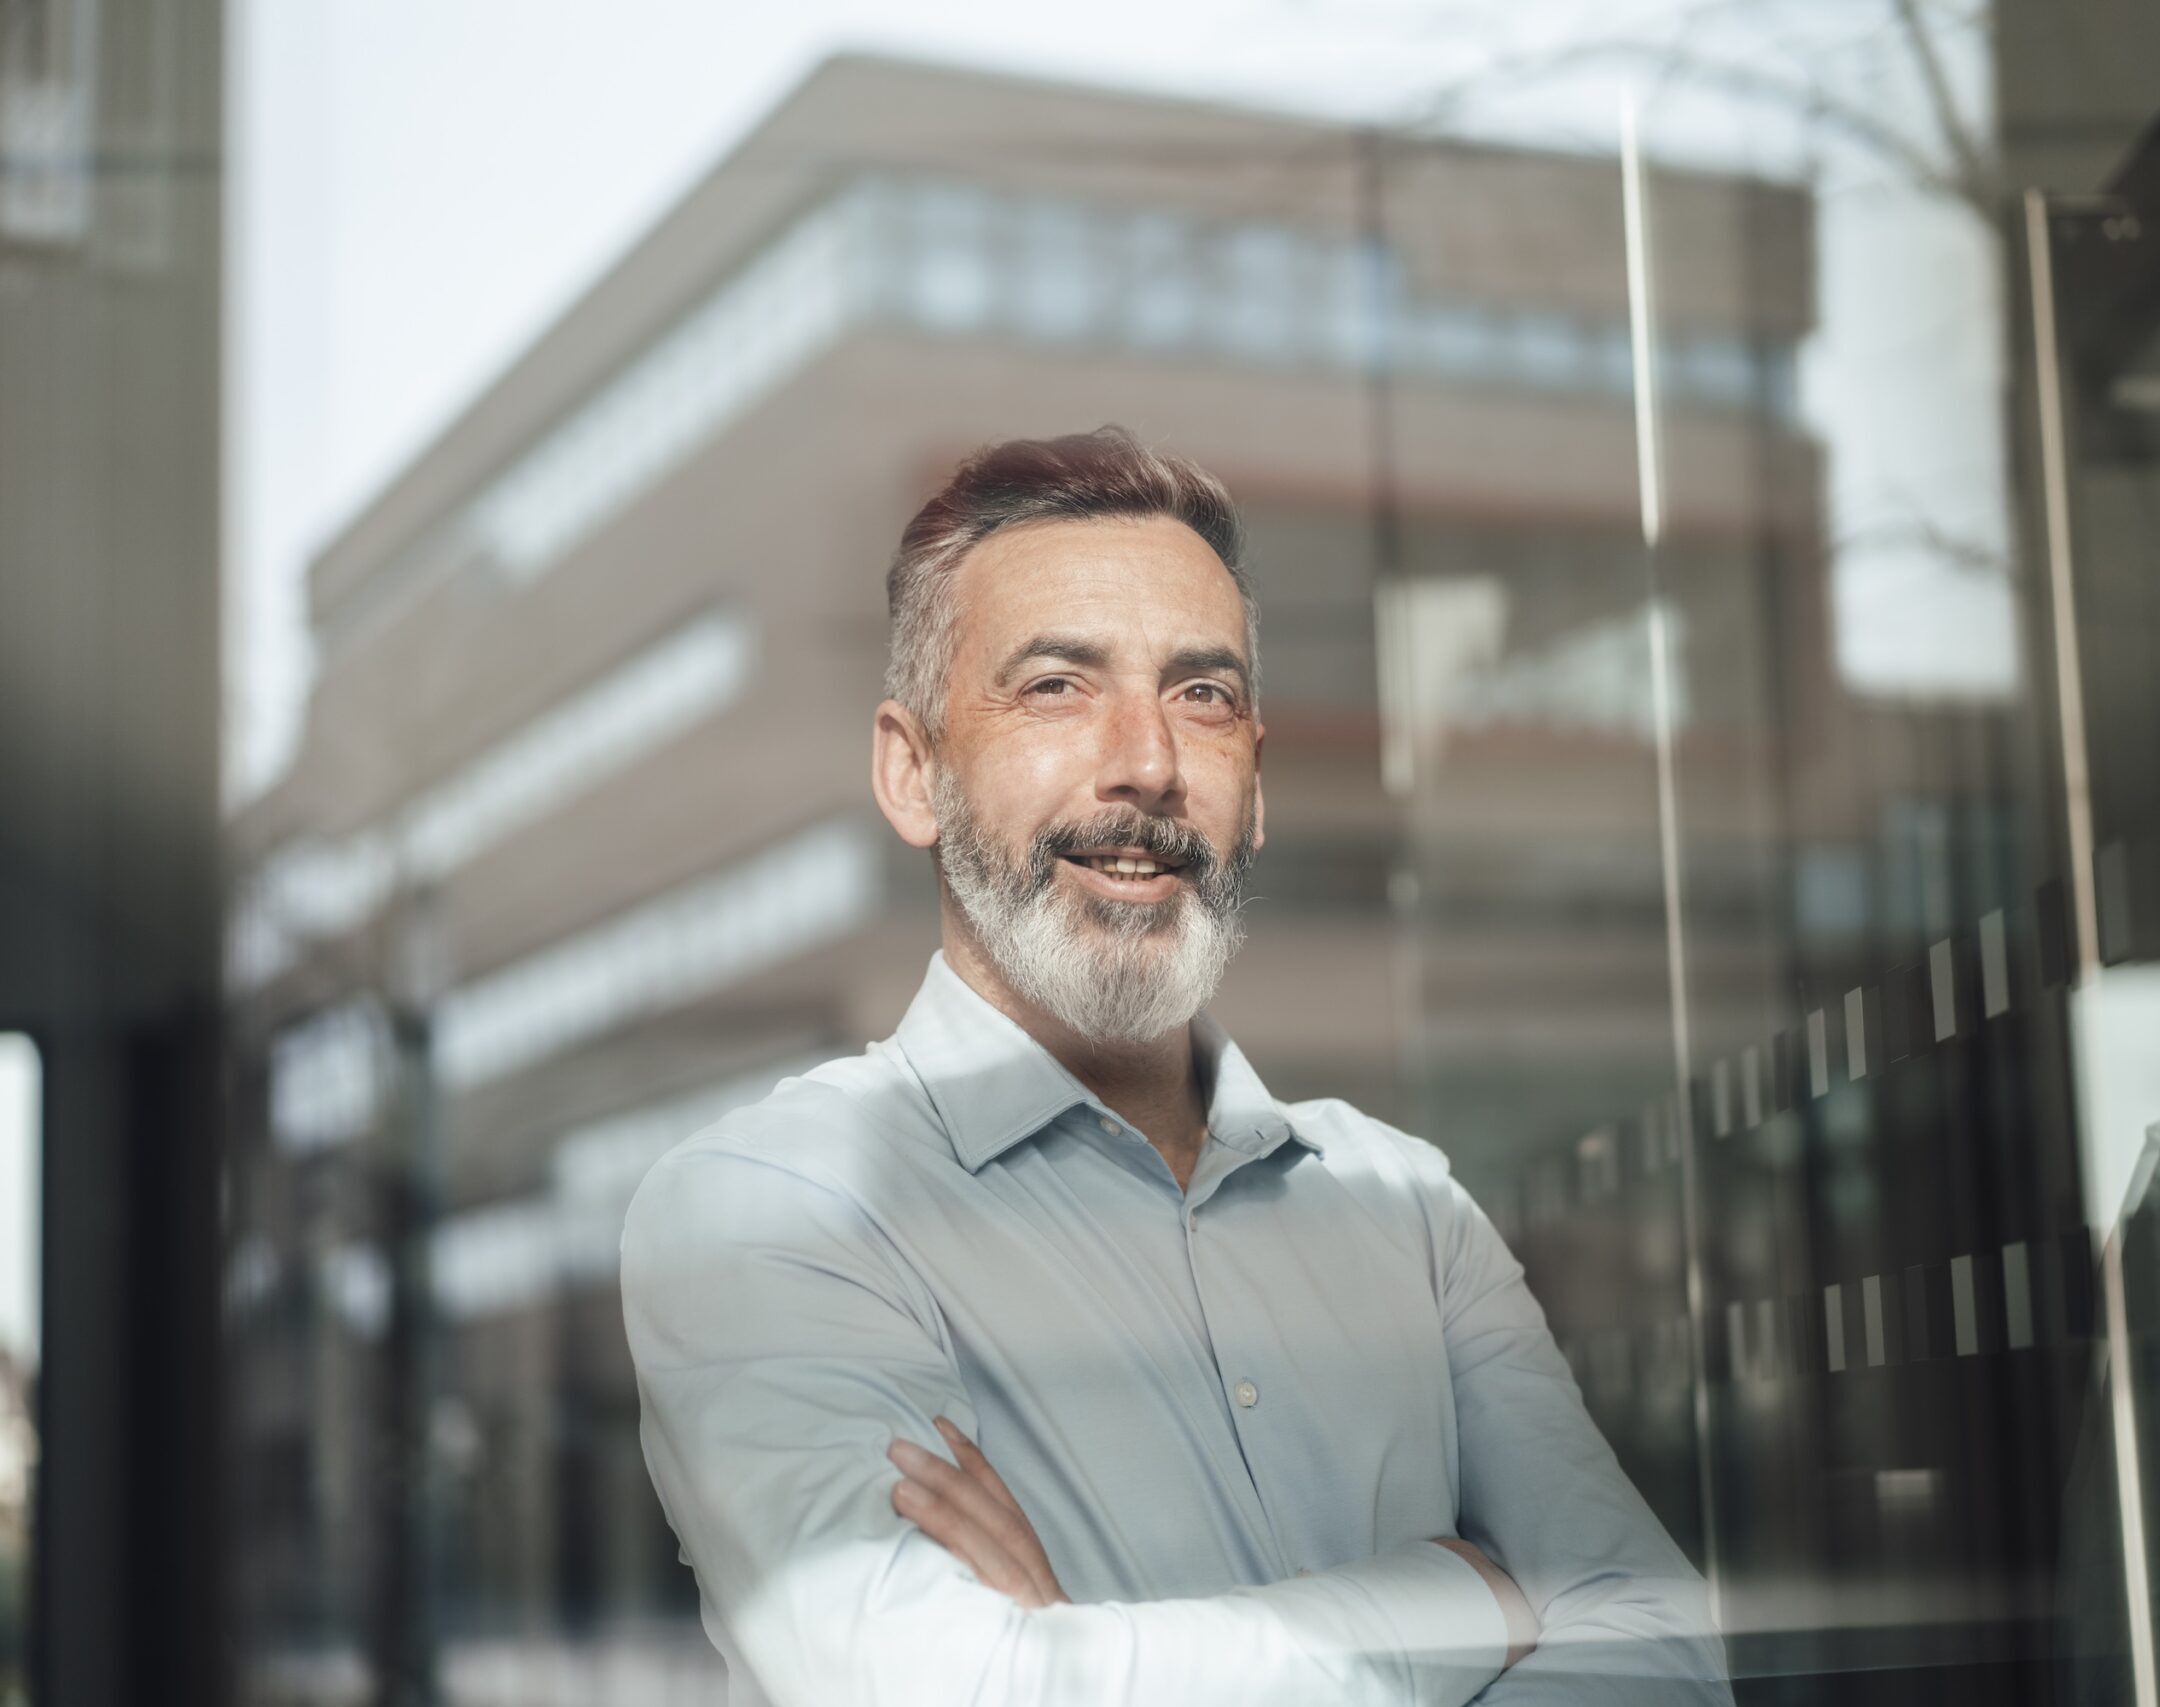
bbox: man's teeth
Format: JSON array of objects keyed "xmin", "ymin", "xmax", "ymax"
[{"xmin": 1081, "ymin": 855, "xmax": 1170, "ymax": 877}]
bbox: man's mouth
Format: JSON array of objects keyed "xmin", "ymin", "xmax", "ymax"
[{"xmin": 1057, "ymin": 848, "xmax": 1189, "ymax": 885}]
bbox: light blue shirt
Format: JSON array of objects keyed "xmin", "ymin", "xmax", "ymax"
[{"xmin": 622, "ymin": 951, "xmax": 1731, "ymax": 1705}]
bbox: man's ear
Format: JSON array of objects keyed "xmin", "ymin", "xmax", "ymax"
[
  {"xmin": 872, "ymin": 699, "xmax": 941, "ymax": 850},
  {"xmin": 1251, "ymin": 718, "xmax": 1266, "ymax": 853}
]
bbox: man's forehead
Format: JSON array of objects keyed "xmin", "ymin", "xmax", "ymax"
[{"xmin": 953, "ymin": 517, "xmax": 1247, "ymax": 655}]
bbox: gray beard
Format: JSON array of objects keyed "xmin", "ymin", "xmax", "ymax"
[{"xmin": 929, "ymin": 769, "xmax": 1254, "ymax": 1047}]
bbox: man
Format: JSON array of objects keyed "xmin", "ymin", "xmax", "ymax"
[{"xmin": 621, "ymin": 427, "xmax": 1732, "ymax": 1705}]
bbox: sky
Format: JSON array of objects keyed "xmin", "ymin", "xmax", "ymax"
[{"xmin": 222, "ymin": 0, "xmax": 2015, "ymax": 805}]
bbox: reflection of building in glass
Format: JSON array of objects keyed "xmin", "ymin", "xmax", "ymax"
[
  {"xmin": 310, "ymin": 172, "xmax": 1795, "ymax": 647},
  {"xmin": 224, "ymin": 54, "xmax": 1824, "ymax": 1701}
]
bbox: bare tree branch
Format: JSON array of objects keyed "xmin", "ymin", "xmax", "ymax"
[
  {"xmin": 1888, "ymin": 0, "xmax": 1992, "ymax": 198},
  {"xmin": 1832, "ymin": 515, "xmax": 2013, "ymax": 576},
  {"xmin": 1397, "ymin": 33, "xmax": 1998, "ymax": 217}
]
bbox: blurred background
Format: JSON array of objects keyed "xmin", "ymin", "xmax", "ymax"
[{"xmin": 3, "ymin": 1, "xmax": 2159, "ymax": 1702}]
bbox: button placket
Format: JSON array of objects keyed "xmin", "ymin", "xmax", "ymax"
[
  {"xmin": 1180, "ymin": 1179, "xmax": 1297, "ymax": 1580},
  {"xmin": 1186, "ymin": 1184, "xmax": 1257, "ymax": 1421}
]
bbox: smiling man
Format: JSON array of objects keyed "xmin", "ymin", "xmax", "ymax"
[{"xmin": 621, "ymin": 428, "xmax": 1732, "ymax": 1705}]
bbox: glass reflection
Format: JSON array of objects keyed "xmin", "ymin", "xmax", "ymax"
[{"xmin": 220, "ymin": 16, "xmax": 2160, "ymax": 1705}]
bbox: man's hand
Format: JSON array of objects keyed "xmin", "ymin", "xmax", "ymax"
[
  {"xmin": 1433, "ymin": 1537, "xmax": 1538, "ymax": 1669},
  {"xmin": 889, "ymin": 1416, "xmax": 1070, "ymax": 1609},
  {"xmin": 887, "ymin": 1418, "xmax": 1537, "ymax": 1670}
]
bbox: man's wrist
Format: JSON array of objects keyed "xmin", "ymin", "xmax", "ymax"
[{"xmin": 1430, "ymin": 1537, "xmax": 1537, "ymax": 1668}]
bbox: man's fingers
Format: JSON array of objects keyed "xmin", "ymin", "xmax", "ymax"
[
  {"xmin": 930, "ymin": 1419, "xmax": 1063, "ymax": 1606},
  {"xmin": 891, "ymin": 1432, "xmax": 1065, "ymax": 1607},
  {"xmin": 890, "ymin": 1437, "xmax": 1016, "ymax": 1538},
  {"xmin": 935, "ymin": 1416, "xmax": 1025, "ymax": 1517},
  {"xmin": 890, "ymin": 1476, "xmax": 1049, "ymax": 1607}
]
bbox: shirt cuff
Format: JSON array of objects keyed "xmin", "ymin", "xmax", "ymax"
[{"xmin": 1325, "ymin": 1540, "xmax": 1513, "ymax": 1688}]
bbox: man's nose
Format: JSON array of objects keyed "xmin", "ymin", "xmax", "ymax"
[{"xmin": 1094, "ymin": 691, "xmax": 1184, "ymax": 811}]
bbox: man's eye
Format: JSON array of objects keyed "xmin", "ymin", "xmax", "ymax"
[
  {"xmin": 1180, "ymin": 683, "xmax": 1232, "ymax": 706},
  {"xmin": 1026, "ymin": 678, "xmax": 1072, "ymax": 697}
]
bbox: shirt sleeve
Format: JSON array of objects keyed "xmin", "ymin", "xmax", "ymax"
[
  {"xmin": 620, "ymin": 1134, "xmax": 1511, "ymax": 1707},
  {"xmin": 1402, "ymin": 1130, "xmax": 1736, "ymax": 1705}
]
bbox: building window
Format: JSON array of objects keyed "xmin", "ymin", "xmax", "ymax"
[
  {"xmin": 269, "ymin": 1002, "xmax": 387, "ymax": 1153},
  {"xmin": 1013, "ymin": 199, "xmax": 1097, "ymax": 341},
  {"xmin": 1404, "ymin": 302, "xmax": 1502, "ymax": 380},
  {"xmin": 431, "ymin": 1051, "xmax": 829, "ymax": 1321},
  {"xmin": 1513, "ymin": 311, "xmax": 1591, "ymax": 389},
  {"xmin": 906, "ymin": 182, "xmax": 994, "ymax": 331},
  {"xmin": 232, "ymin": 612, "xmax": 753, "ymax": 991},
  {"xmin": 1216, "ymin": 225, "xmax": 1299, "ymax": 361},
  {"xmin": 434, "ymin": 816, "xmax": 881, "ymax": 1091},
  {"xmin": 0, "ymin": 0, "xmax": 97, "ymax": 242},
  {"xmin": 1120, "ymin": 212, "xmax": 1195, "ymax": 348},
  {"xmin": 321, "ymin": 173, "xmax": 1803, "ymax": 645}
]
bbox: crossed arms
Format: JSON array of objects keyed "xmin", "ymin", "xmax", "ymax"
[
  {"xmin": 888, "ymin": 1412, "xmax": 1540, "ymax": 1657},
  {"xmin": 621, "ymin": 1135, "xmax": 1732, "ymax": 1706}
]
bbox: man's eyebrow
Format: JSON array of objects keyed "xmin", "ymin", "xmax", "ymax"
[
  {"xmin": 1165, "ymin": 645, "xmax": 1250, "ymax": 688},
  {"xmin": 992, "ymin": 634, "xmax": 1114, "ymax": 685}
]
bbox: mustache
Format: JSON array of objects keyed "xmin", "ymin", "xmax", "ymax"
[{"xmin": 1029, "ymin": 812, "xmax": 1221, "ymax": 884}]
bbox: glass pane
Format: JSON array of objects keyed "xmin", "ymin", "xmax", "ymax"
[
  {"xmin": 1628, "ymin": 10, "xmax": 2157, "ymax": 1695},
  {"xmin": 221, "ymin": 10, "xmax": 2160, "ymax": 1703},
  {"xmin": 1373, "ymin": 128, "xmax": 1704, "ymax": 1563},
  {"xmin": 2030, "ymin": 166, "xmax": 2160, "ymax": 1702}
]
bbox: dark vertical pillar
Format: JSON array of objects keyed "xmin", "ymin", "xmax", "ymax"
[{"xmin": 0, "ymin": 3, "xmax": 226, "ymax": 1704}]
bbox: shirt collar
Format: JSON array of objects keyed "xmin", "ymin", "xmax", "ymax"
[{"xmin": 893, "ymin": 951, "xmax": 1323, "ymax": 1173}]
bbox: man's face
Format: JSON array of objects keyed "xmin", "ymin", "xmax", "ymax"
[{"xmin": 921, "ymin": 514, "xmax": 1263, "ymax": 1044}]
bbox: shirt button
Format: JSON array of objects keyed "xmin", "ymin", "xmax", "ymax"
[
  {"xmin": 1097, "ymin": 1115, "xmax": 1119, "ymax": 1135},
  {"xmin": 1234, "ymin": 1379, "xmax": 1259, "ymax": 1408}
]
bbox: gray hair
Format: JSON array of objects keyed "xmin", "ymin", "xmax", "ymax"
[{"xmin": 884, "ymin": 426, "xmax": 1259, "ymax": 740}]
